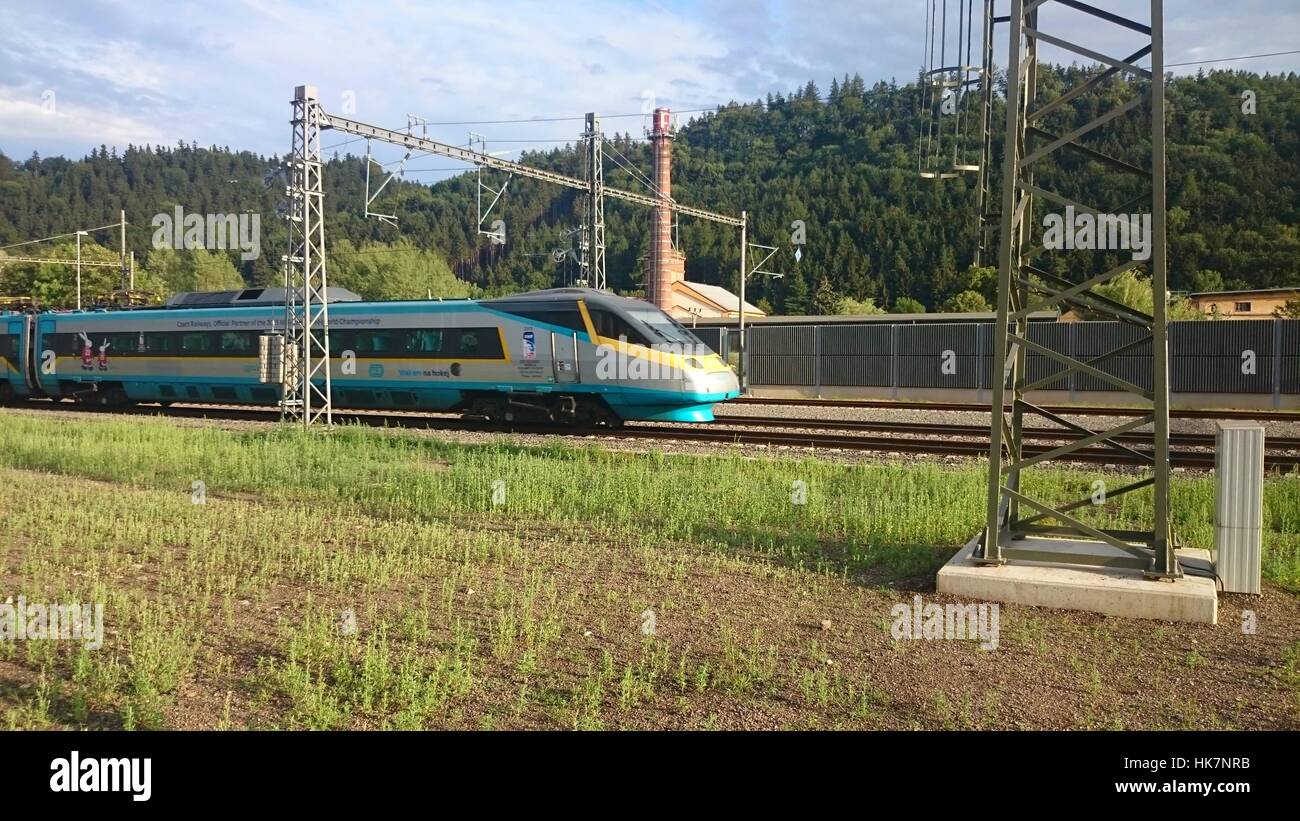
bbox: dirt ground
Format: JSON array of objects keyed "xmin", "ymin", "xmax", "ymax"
[{"xmin": 1, "ymin": 471, "xmax": 1296, "ymax": 730}]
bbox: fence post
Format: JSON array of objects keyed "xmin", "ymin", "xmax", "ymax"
[
  {"xmin": 1273, "ymin": 318, "xmax": 1283, "ymax": 409},
  {"xmin": 813, "ymin": 325, "xmax": 821, "ymax": 398},
  {"xmin": 1068, "ymin": 322, "xmax": 1079, "ymax": 403},
  {"xmin": 890, "ymin": 323, "xmax": 899, "ymax": 400}
]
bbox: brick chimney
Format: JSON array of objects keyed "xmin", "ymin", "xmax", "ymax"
[{"xmin": 648, "ymin": 107, "xmax": 685, "ymax": 311}]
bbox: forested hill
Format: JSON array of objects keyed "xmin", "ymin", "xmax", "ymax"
[{"xmin": 1, "ymin": 67, "xmax": 1297, "ymax": 313}]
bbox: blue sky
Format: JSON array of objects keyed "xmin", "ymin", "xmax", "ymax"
[{"xmin": 1, "ymin": 0, "xmax": 1297, "ymax": 180}]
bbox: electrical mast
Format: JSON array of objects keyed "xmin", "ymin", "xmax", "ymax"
[
  {"xmin": 280, "ymin": 85, "xmax": 333, "ymax": 426},
  {"xmin": 582, "ymin": 112, "xmax": 606, "ymax": 291},
  {"xmin": 976, "ymin": 1, "xmax": 1177, "ymax": 578}
]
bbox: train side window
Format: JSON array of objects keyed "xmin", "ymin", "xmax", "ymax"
[
  {"xmin": 220, "ymin": 332, "xmax": 253, "ymax": 354},
  {"xmin": 403, "ymin": 329, "xmax": 443, "ymax": 354},
  {"xmin": 104, "ymin": 333, "xmax": 136, "ymax": 355},
  {"xmin": 452, "ymin": 328, "xmax": 503, "ymax": 358},
  {"xmin": 355, "ymin": 331, "xmax": 391, "ymax": 354},
  {"xmin": 503, "ymin": 307, "xmax": 586, "ymax": 332},
  {"xmin": 588, "ymin": 309, "xmax": 650, "ymax": 346},
  {"xmin": 181, "ymin": 333, "xmax": 211, "ymax": 355},
  {"xmin": 67, "ymin": 333, "xmax": 104, "ymax": 354},
  {"xmin": 144, "ymin": 333, "xmax": 173, "ymax": 354},
  {"xmin": 328, "ymin": 331, "xmax": 354, "ymax": 356}
]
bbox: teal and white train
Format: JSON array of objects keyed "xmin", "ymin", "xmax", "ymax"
[{"xmin": 0, "ymin": 287, "xmax": 740, "ymax": 424}]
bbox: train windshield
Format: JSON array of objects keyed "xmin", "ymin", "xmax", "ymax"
[{"xmin": 624, "ymin": 305, "xmax": 704, "ymax": 348}]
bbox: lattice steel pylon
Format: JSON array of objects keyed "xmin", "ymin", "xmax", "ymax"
[
  {"xmin": 582, "ymin": 112, "xmax": 607, "ymax": 291},
  {"xmin": 972, "ymin": 0, "xmax": 996, "ymax": 266},
  {"xmin": 979, "ymin": 0, "xmax": 1177, "ymax": 578},
  {"xmin": 281, "ymin": 85, "xmax": 333, "ymax": 426}
]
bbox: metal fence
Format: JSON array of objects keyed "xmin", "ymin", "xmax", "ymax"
[{"xmin": 705, "ymin": 318, "xmax": 1300, "ymax": 399}]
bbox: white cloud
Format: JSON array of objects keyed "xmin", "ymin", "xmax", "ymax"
[
  {"xmin": 0, "ymin": 0, "xmax": 1296, "ymax": 162},
  {"xmin": 0, "ymin": 90, "xmax": 171, "ymax": 150}
]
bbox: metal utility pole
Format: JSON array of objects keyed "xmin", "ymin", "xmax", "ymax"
[
  {"xmin": 0, "ymin": 247, "xmax": 119, "ymax": 308},
  {"xmin": 738, "ymin": 211, "xmax": 747, "ymax": 390},
  {"xmin": 281, "ymin": 84, "xmax": 333, "ymax": 426},
  {"xmin": 979, "ymin": 0, "xmax": 1176, "ymax": 578},
  {"xmin": 737, "ymin": 228, "xmax": 790, "ymax": 392},
  {"xmin": 583, "ymin": 112, "xmax": 607, "ymax": 291},
  {"xmin": 0, "ymin": 215, "xmax": 135, "ymax": 307},
  {"xmin": 119, "ymin": 209, "xmax": 129, "ymax": 290},
  {"xmin": 75, "ymin": 230, "xmax": 85, "ymax": 310}
]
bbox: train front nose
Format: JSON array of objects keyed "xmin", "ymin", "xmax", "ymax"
[
  {"xmin": 713, "ymin": 367, "xmax": 740, "ymax": 399},
  {"xmin": 685, "ymin": 361, "xmax": 740, "ymax": 401}
]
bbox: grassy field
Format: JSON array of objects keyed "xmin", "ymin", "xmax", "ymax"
[{"xmin": 0, "ymin": 408, "xmax": 1297, "ymax": 730}]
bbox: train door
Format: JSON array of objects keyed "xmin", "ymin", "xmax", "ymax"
[
  {"xmin": 35, "ymin": 317, "xmax": 58, "ymax": 396},
  {"xmin": 2, "ymin": 316, "xmax": 22, "ymax": 398},
  {"xmin": 550, "ymin": 331, "xmax": 580, "ymax": 384},
  {"xmin": 21, "ymin": 315, "xmax": 39, "ymax": 395}
]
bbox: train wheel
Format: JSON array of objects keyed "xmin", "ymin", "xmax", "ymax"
[
  {"xmin": 591, "ymin": 407, "xmax": 623, "ymax": 429},
  {"xmin": 466, "ymin": 397, "xmax": 500, "ymax": 422},
  {"xmin": 83, "ymin": 384, "xmax": 129, "ymax": 407}
]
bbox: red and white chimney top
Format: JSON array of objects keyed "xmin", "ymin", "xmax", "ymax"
[{"xmin": 652, "ymin": 107, "xmax": 673, "ymax": 137}]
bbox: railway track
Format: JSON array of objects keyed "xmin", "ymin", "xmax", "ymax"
[
  {"xmin": 731, "ymin": 396, "xmax": 1300, "ymax": 423},
  {"xmin": 709, "ymin": 413, "xmax": 1300, "ymax": 450},
  {"xmin": 8, "ymin": 399, "xmax": 1300, "ymax": 470}
]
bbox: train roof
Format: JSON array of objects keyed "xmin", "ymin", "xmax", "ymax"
[
  {"xmin": 165, "ymin": 287, "xmax": 362, "ymax": 308},
  {"xmin": 9, "ymin": 288, "xmax": 662, "ymax": 319},
  {"xmin": 481, "ymin": 288, "xmax": 657, "ymax": 313}
]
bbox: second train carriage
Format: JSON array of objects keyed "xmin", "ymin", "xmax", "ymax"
[{"xmin": 2, "ymin": 287, "xmax": 740, "ymax": 423}]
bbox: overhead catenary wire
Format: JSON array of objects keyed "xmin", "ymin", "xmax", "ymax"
[
  {"xmin": 321, "ymin": 46, "xmax": 1297, "ymax": 156},
  {"xmin": 1164, "ymin": 49, "xmax": 1300, "ymax": 68},
  {"xmin": 602, "ymin": 138, "xmax": 661, "ymax": 197},
  {"xmin": 0, "ymin": 221, "xmax": 124, "ymax": 252}
]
